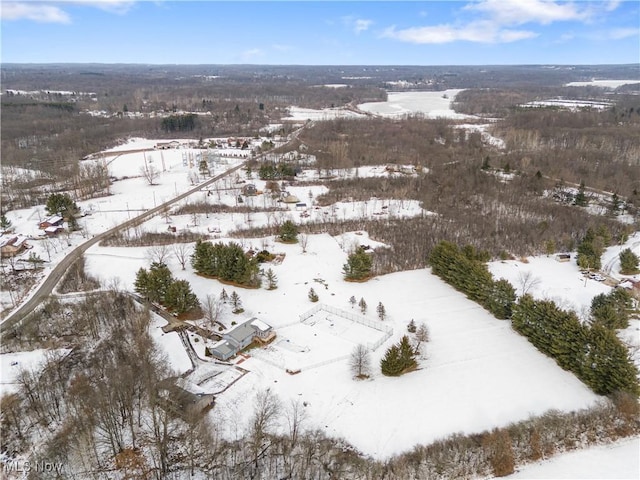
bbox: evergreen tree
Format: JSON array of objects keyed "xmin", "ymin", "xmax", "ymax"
[
  {"xmin": 165, "ymin": 280, "xmax": 199, "ymax": 315},
  {"xmin": 308, "ymin": 288, "xmax": 319, "ymax": 303},
  {"xmin": 376, "ymin": 302, "xmax": 386, "ymax": 321},
  {"xmin": 230, "ymin": 291, "xmax": 243, "ymax": 314},
  {"xmin": 265, "ymin": 268, "xmax": 278, "ymax": 290},
  {"xmin": 407, "ymin": 319, "xmax": 417, "ymax": 333},
  {"xmin": 358, "ymin": 297, "xmax": 367, "ymax": 314},
  {"xmin": 610, "ymin": 192, "xmax": 621, "ymax": 215},
  {"xmin": 349, "ymin": 295, "xmax": 357, "ymax": 309},
  {"xmin": 0, "ymin": 214, "xmax": 12, "ymax": 231},
  {"xmin": 343, "ymin": 247, "xmax": 373, "ymax": 281},
  {"xmin": 278, "ymin": 220, "xmax": 298, "ymax": 243},
  {"xmin": 619, "ymin": 248, "xmax": 639, "ymax": 274},
  {"xmin": 220, "ymin": 288, "xmax": 229, "ymax": 303},
  {"xmin": 147, "ymin": 262, "xmax": 173, "ymax": 304},
  {"xmin": 134, "ymin": 267, "xmax": 151, "ymax": 300},
  {"xmin": 590, "ymin": 289, "xmax": 632, "ymax": 330},
  {"xmin": 576, "ymin": 228, "xmax": 605, "ymax": 270},
  {"xmin": 574, "ymin": 180, "xmax": 588, "ymax": 206},
  {"xmin": 398, "ymin": 335, "xmax": 417, "ymax": 371},
  {"xmin": 381, "ymin": 336, "xmax": 417, "ymax": 376},
  {"xmin": 380, "ymin": 345, "xmax": 402, "ymax": 376},
  {"xmin": 45, "ymin": 192, "xmax": 78, "ymax": 218}
]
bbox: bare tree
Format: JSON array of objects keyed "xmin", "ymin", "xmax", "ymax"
[
  {"xmin": 173, "ymin": 243, "xmax": 190, "ymax": 270},
  {"xmin": 349, "ymin": 344, "xmax": 371, "ymax": 379},
  {"xmin": 202, "ymin": 294, "xmax": 222, "ymax": 328},
  {"xmin": 140, "ymin": 163, "xmax": 160, "ymax": 185},
  {"xmin": 147, "ymin": 244, "xmax": 171, "ymax": 265},
  {"xmin": 415, "ymin": 322, "xmax": 430, "ymax": 354},
  {"xmin": 518, "ymin": 270, "xmax": 541, "ymax": 296},
  {"xmin": 249, "ymin": 389, "xmax": 281, "ymax": 469}
]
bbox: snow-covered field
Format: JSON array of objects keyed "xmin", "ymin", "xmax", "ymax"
[
  {"xmin": 506, "ymin": 436, "xmax": 640, "ymax": 479},
  {"xmin": 283, "ymin": 106, "xmax": 365, "ymax": 121},
  {"xmin": 565, "ymin": 79, "xmax": 640, "ymax": 88},
  {"xmin": 358, "ymin": 89, "xmax": 474, "ymax": 119}
]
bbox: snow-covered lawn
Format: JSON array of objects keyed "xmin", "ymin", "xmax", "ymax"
[
  {"xmin": 488, "ymin": 255, "xmax": 610, "ymax": 316},
  {"xmin": 505, "ymin": 436, "xmax": 640, "ymax": 479}
]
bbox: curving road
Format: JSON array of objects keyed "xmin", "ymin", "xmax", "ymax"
[{"xmin": 0, "ymin": 160, "xmax": 248, "ymax": 334}]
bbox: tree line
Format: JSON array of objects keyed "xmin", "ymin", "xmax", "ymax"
[{"xmin": 428, "ymin": 240, "xmax": 639, "ymax": 397}]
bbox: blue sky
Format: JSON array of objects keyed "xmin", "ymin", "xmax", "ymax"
[{"xmin": 1, "ymin": 1, "xmax": 639, "ymax": 65}]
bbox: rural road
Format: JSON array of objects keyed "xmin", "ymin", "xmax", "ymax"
[{"xmin": 0, "ymin": 159, "xmax": 248, "ymax": 334}]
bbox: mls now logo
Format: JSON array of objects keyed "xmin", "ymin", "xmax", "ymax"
[{"xmin": 3, "ymin": 460, "xmax": 64, "ymax": 474}]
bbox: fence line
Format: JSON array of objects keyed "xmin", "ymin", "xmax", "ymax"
[{"xmin": 298, "ymin": 303, "xmax": 393, "ymax": 352}]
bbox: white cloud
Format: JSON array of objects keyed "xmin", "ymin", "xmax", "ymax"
[
  {"xmin": 1, "ymin": 2, "xmax": 71, "ymax": 23},
  {"xmin": 381, "ymin": 0, "xmax": 601, "ymax": 45},
  {"xmin": 608, "ymin": 27, "xmax": 639, "ymax": 39},
  {"xmin": 465, "ymin": 0, "xmax": 591, "ymax": 26},
  {"xmin": 1, "ymin": 0, "xmax": 137, "ymax": 23},
  {"xmin": 342, "ymin": 15, "xmax": 373, "ymax": 34},
  {"xmin": 382, "ymin": 21, "xmax": 537, "ymax": 44}
]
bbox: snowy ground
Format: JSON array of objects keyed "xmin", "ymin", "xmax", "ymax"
[
  {"xmin": 0, "ymin": 349, "xmax": 70, "ymax": 397},
  {"xmin": 504, "ymin": 436, "xmax": 640, "ymax": 479},
  {"xmin": 358, "ymin": 89, "xmax": 475, "ymax": 120},
  {"xmin": 84, "ymin": 232, "xmax": 602, "ymax": 459},
  {"xmin": 283, "ymin": 106, "xmax": 365, "ymax": 121},
  {"xmin": 565, "ymin": 80, "xmax": 640, "ymax": 88}
]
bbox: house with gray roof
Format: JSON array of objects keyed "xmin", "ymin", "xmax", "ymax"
[{"xmin": 208, "ymin": 317, "xmax": 275, "ymax": 361}]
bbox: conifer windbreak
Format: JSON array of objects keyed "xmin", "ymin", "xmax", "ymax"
[
  {"xmin": 428, "ymin": 241, "xmax": 515, "ymax": 319},
  {"xmin": 429, "ymin": 240, "xmax": 639, "ymax": 397},
  {"xmin": 512, "ymin": 295, "xmax": 639, "ymax": 396}
]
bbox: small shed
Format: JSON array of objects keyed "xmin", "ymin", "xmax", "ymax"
[
  {"xmin": 44, "ymin": 225, "xmax": 64, "ymax": 236},
  {"xmin": 39, "ymin": 215, "xmax": 63, "ymax": 229},
  {"xmin": 555, "ymin": 253, "xmax": 571, "ymax": 262}
]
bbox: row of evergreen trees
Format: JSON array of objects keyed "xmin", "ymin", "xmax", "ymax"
[
  {"xmin": 191, "ymin": 240, "xmax": 261, "ymax": 287},
  {"xmin": 161, "ymin": 113, "xmax": 197, "ymax": 132},
  {"xmin": 428, "ymin": 241, "xmax": 516, "ymax": 319},
  {"xmin": 134, "ymin": 262, "xmax": 199, "ymax": 315},
  {"xmin": 513, "ymin": 295, "xmax": 638, "ymax": 396},
  {"xmin": 428, "ymin": 240, "xmax": 639, "ymax": 397}
]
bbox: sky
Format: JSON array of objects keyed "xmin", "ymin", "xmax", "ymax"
[{"xmin": 1, "ymin": 0, "xmax": 639, "ymax": 65}]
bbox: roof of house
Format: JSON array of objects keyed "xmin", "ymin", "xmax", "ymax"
[
  {"xmin": 250, "ymin": 318, "xmax": 271, "ymax": 333},
  {"xmin": 210, "ymin": 340, "xmax": 237, "ymax": 358},
  {"xmin": 0, "ymin": 235, "xmax": 28, "ymax": 249},
  {"xmin": 44, "ymin": 225, "xmax": 64, "ymax": 233},
  {"xmin": 42, "ymin": 215, "xmax": 63, "ymax": 225},
  {"xmin": 225, "ymin": 320, "xmax": 257, "ymax": 345}
]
